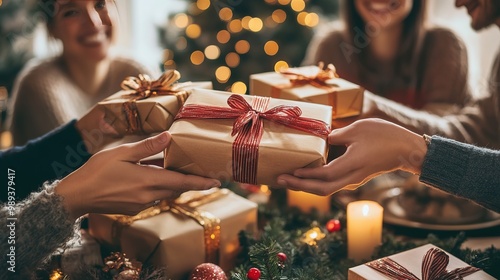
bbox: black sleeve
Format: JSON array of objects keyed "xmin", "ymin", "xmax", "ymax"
[{"xmin": 0, "ymin": 120, "xmax": 91, "ymax": 202}]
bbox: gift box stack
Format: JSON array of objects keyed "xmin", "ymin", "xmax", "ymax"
[
  {"xmin": 250, "ymin": 64, "xmax": 364, "ymax": 120},
  {"xmin": 89, "ymin": 188, "xmax": 257, "ymax": 280},
  {"xmin": 348, "ymin": 244, "xmax": 494, "ymax": 280}
]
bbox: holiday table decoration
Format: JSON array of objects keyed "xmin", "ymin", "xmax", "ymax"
[
  {"xmin": 88, "ymin": 188, "xmax": 257, "ymax": 280},
  {"xmin": 249, "ymin": 63, "xmax": 364, "ymax": 120},
  {"xmin": 98, "ymin": 70, "xmax": 212, "ymax": 134},
  {"xmin": 347, "ymin": 200, "xmax": 384, "ymax": 262},
  {"xmin": 164, "ymin": 88, "xmax": 331, "ymax": 186}
]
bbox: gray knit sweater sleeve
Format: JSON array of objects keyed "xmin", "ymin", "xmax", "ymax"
[
  {"xmin": 420, "ymin": 136, "xmax": 500, "ymax": 213},
  {"xmin": 0, "ymin": 181, "xmax": 75, "ymax": 279}
]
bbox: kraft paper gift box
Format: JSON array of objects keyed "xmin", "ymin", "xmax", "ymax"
[
  {"xmin": 250, "ymin": 65, "xmax": 364, "ymax": 119},
  {"xmin": 98, "ymin": 70, "xmax": 212, "ymax": 134},
  {"xmin": 164, "ymin": 88, "xmax": 331, "ymax": 186},
  {"xmin": 348, "ymin": 244, "xmax": 494, "ymax": 280},
  {"xmin": 88, "ymin": 188, "xmax": 257, "ymax": 280}
]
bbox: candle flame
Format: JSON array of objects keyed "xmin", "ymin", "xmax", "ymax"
[{"xmin": 362, "ymin": 204, "xmax": 370, "ymax": 216}]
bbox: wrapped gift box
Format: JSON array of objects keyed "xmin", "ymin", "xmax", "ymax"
[
  {"xmin": 164, "ymin": 88, "xmax": 331, "ymax": 186},
  {"xmin": 250, "ymin": 66, "xmax": 364, "ymax": 119},
  {"xmin": 98, "ymin": 71, "xmax": 211, "ymax": 134},
  {"xmin": 348, "ymin": 244, "xmax": 494, "ymax": 280},
  {"xmin": 88, "ymin": 189, "xmax": 257, "ymax": 280}
]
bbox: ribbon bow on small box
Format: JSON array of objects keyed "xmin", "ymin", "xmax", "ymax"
[
  {"xmin": 279, "ymin": 62, "xmax": 339, "ymax": 89},
  {"xmin": 366, "ymin": 247, "xmax": 480, "ymax": 280}
]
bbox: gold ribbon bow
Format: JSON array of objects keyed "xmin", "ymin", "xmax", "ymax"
[
  {"xmin": 280, "ymin": 62, "xmax": 339, "ymax": 89},
  {"xmin": 120, "ymin": 70, "xmax": 190, "ymax": 133},
  {"xmin": 112, "ymin": 188, "xmax": 229, "ymax": 264},
  {"xmin": 366, "ymin": 247, "xmax": 480, "ymax": 280}
]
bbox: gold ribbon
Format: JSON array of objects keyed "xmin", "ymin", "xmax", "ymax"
[
  {"xmin": 120, "ymin": 70, "xmax": 190, "ymax": 133},
  {"xmin": 112, "ymin": 188, "xmax": 229, "ymax": 264},
  {"xmin": 279, "ymin": 62, "xmax": 339, "ymax": 89}
]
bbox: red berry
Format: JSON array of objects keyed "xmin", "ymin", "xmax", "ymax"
[
  {"xmin": 277, "ymin": 252, "xmax": 287, "ymax": 262},
  {"xmin": 326, "ymin": 219, "xmax": 341, "ymax": 233},
  {"xmin": 247, "ymin": 267, "xmax": 261, "ymax": 280}
]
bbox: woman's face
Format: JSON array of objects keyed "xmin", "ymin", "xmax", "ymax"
[
  {"xmin": 354, "ymin": 0, "xmax": 414, "ymax": 30},
  {"xmin": 49, "ymin": 0, "xmax": 117, "ymax": 62}
]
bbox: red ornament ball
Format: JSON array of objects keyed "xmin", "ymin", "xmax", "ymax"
[
  {"xmin": 326, "ymin": 219, "xmax": 342, "ymax": 233},
  {"xmin": 277, "ymin": 252, "xmax": 287, "ymax": 262},
  {"xmin": 247, "ymin": 267, "xmax": 261, "ymax": 280},
  {"xmin": 189, "ymin": 263, "xmax": 227, "ymax": 280}
]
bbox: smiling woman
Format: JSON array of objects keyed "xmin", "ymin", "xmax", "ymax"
[{"xmin": 6, "ymin": 0, "xmax": 151, "ymax": 146}]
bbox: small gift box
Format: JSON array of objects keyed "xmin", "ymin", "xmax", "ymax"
[
  {"xmin": 164, "ymin": 88, "xmax": 331, "ymax": 186},
  {"xmin": 98, "ymin": 70, "xmax": 212, "ymax": 134},
  {"xmin": 88, "ymin": 188, "xmax": 257, "ymax": 280},
  {"xmin": 348, "ymin": 244, "xmax": 494, "ymax": 280},
  {"xmin": 250, "ymin": 64, "xmax": 364, "ymax": 119}
]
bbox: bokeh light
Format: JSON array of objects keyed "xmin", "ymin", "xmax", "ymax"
[
  {"xmin": 186, "ymin": 24, "xmax": 201, "ymax": 38},
  {"xmin": 219, "ymin": 7, "xmax": 233, "ymax": 21},
  {"xmin": 228, "ymin": 19, "xmax": 243, "ymax": 33},
  {"xmin": 196, "ymin": 0, "xmax": 210, "ymax": 11},
  {"xmin": 278, "ymin": 0, "xmax": 291, "ymax": 5},
  {"xmin": 173, "ymin": 13, "xmax": 190, "ymax": 28},
  {"xmin": 291, "ymin": 0, "xmax": 305, "ymax": 12},
  {"xmin": 235, "ymin": 40, "xmax": 250, "ymax": 54},
  {"xmin": 264, "ymin": 41, "xmax": 279, "ymax": 56},
  {"xmin": 297, "ymin": 12, "xmax": 307, "ymax": 26},
  {"xmin": 204, "ymin": 45, "xmax": 221, "ymax": 60},
  {"xmin": 216, "ymin": 30, "xmax": 231, "ymax": 44},
  {"xmin": 274, "ymin": 60, "xmax": 289, "ymax": 72},
  {"xmin": 176, "ymin": 37, "xmax": 187, "ymax": 50},
  {"xmin": 216, "ymin": 66, "xmax": 231, "ymax": 83},
  {"xmin": 231, "ymin": 82, "xmax": 247, "ymax": 94},
  {"xmin": 190, "ymin": 50, "xmax": 205, "ymax": 65},
  {"xmin": 305, "ymin": 12, "xmax": 320, "ymax": 27},
  {"xmin": 225, "ymin": 52, "xmax": 240, "ymax": 68},
  {"xmin": 248, "ymin": 17, "xmax": 264, "ymax": 32},
  {"xmin": 272, "ymin": 9, "xmax": 287, "ymax": 23}
]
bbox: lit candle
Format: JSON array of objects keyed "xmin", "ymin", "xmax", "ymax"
[
  {"xmin": 287, "ymin": 190, "xmax": 330, "ymax": 214},
  {"xmin": 347, "ymin": 200, "xmax": 383, "ymax": 262}
]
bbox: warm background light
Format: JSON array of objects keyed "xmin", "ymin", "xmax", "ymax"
[
  {"xmin": 278, "ymin": 0, "xmax": 291, "ymax": 5},
  {"xmin": 235, "ymin": 40, "xmax": 250, "ymax": 54},
  {"xmin": 186, "ymin": 24, "xmax": 201, "ymax": 38},
  {"xmin": 248, "ymin": 18, "xmax": 264, "ymax": 32},
  {"xmin": 228, "ymin": 19, "xmax": 243, "ymax": 33},
  {"xmin": 173, "ymin": 13, "xmax": 190, "ymax": 28},
  {"xmin": 241, "ymin": 16, "xmax": 252, "ymax": 30},
  {"xmin": 204, "ymin": 45, "xmax": 221, "ymax": 60},
  {"xmin": 296, "ymin": 12, "xmax": 308, "ymax": 26},
  {"xmin": 216, "ymin": 30, "xmax": 231, "ymax": 44},
  {"xmin": 225, "ymin": 52, "xmax": 240, "ymax": 68},
  {"xmin": 196, "ymin": 0, "xmax": 210, "ymax": 11},
  {"xmin": 264, "ymin": 41, "xmax": 279, "ymax": 56},
  {"xmin": 163, "ymin": 59, "xmax": 176, "ymax": 69},
  {"xmin": 272, "ymin": 9, "xmax": 287, "ymax": 23},
  {"xmin": 215, "ymin": 66, "xmax": 231, "ymax": 83},
  {"xmin": 219, "ymin": 7, "xmax": 233, "ymax": 21},
  {"xmin": 231, "ymin": 81, "xmax": 247, "ymax": 94},
  {"xmin": 176, "ymin": 37, "xmax": 187, "ymax": 50},
  {"xmin": 190, "ymin": 50, "xmax": 205, "ymax": 65},
  {"xmin": 274, "ymin": 60, "xmax": 289, "ymax": 72},
  {"xmin": 305, "ymin": 12, "xmax": 320, "ymax": 27},
  {"xmin": 291, "ymin": 0, "xmax": 305, "ymax": 12}
]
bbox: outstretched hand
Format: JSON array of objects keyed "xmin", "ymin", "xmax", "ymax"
[
  {"xmin": 276, "ymin": 118, "xmax": 427, "ymax": 195},
  {"xmin": 55, "ymin": 132, "xmax": 221, "ymax": 219}
]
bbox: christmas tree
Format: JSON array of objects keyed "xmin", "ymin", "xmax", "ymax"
[{"xmin": 159, "ymin": 0, "xmax": 338, "ymax": 93}]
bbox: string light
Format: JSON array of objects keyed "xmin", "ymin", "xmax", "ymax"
[
  {"xmin": 187, "ymin": 3, "xmax": 202, "ymax": 15},
  {"xmin": 186, "ymin": 24, "xmax": 201, "ymax": 38},
  {"xmin": 274, "ymin": 60, "xmax": 289, "ymax": 72},
  {"xmin": 173, "ymin": 13, "xmax": 190, "ymax": 28},
  {"xmin": 278, "ymin": 0, "xmax": 291, "ymax": 5},
  {"xmin": 242, "ymin": 16, "xmax": 252, "ymax": 30},
  {"xmin": 176, "ymin": 37, "xmax": 187, "ymax": 50},
  {"xmin": 215, "ymin": 66, "xmax": 231, "ymax": 83},
  {"xmin": 264, "ymin": 41, "xmax": 279, "ymax": 56},
  {"xmin": 196, "ymin": 0, "xmax": 210, "ymax": 11},
  {"xmin": 204, "ymin": 45, "xmax": 221, "ymax": 60},
  {"xmin": 264, "ymin": 0, "xmax": 277, "ymax": 4},
  {"xmin": 219, "ymin": 7, "xmax": 233, "ymax": 21},
  {"xmin": 216, "ymin": 30, "xmax": 231, "ymax": 44},
  {"xmin": 296, "ymin": 12, "xmax": 308, "ymax": 25},
  {"xmin": 248, "ymin": 17, "xmax": 264, "ymax": 32},
  {"xmin": 190, "ymin": 50, "xmax": 205, "ymax": 65},
  {"xmin": 231, "ymin": 81, "xmax": 247, "ymax": 94},
  {"xmin": 163, "ymin": 60, "xmax": 176, "ymax": 69},
  {"xmin": 301, "ymin": 227, "xmax": 326, "ymax": 246},
  {"xmin": 235, "ymin": 40, "xmax": 250, "ymax": 54},
  {"xmin": 225, "ymin": 52, "xmax": 240, "ymax": 68},
  {"xmin": 272, "ymin": 9, "xmax": 287, "ymax": 23},
  {"xmin": 305, "ymin": 12, "xmax": 320, "ymax": 27}
]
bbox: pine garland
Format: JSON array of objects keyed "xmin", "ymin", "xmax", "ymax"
[{"xmin": 229, "ymin": 199, "xmax": 500, "ymax": 279}]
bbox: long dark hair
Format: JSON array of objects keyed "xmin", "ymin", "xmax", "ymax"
[{"xmin": 340, "ymin": 0, "xmax": 427, "ymax": 90}]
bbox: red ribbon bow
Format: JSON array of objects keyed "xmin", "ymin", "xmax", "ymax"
[
  {"xmin": 174, "ymin": 94, "xmax": 330, "ymax": 184},
  {"xmin": 366, "ymin": 247, "xmax": 480, "ymax": 280},
  {"xmin": 119, "ymin": 70, "xmax": 189, "ymax": 133},
  {"xmin": 280, "ymin": 62, "xmax": 339, "ymax": 89}
]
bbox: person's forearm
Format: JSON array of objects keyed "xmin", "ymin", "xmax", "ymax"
[
  {"xmin": 0, "ymin": 120, "xmax": 91, "ymax": 202},
  {"xmin": 0, "ymin": 182, "xmax": 75, "ymax": 279}
]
